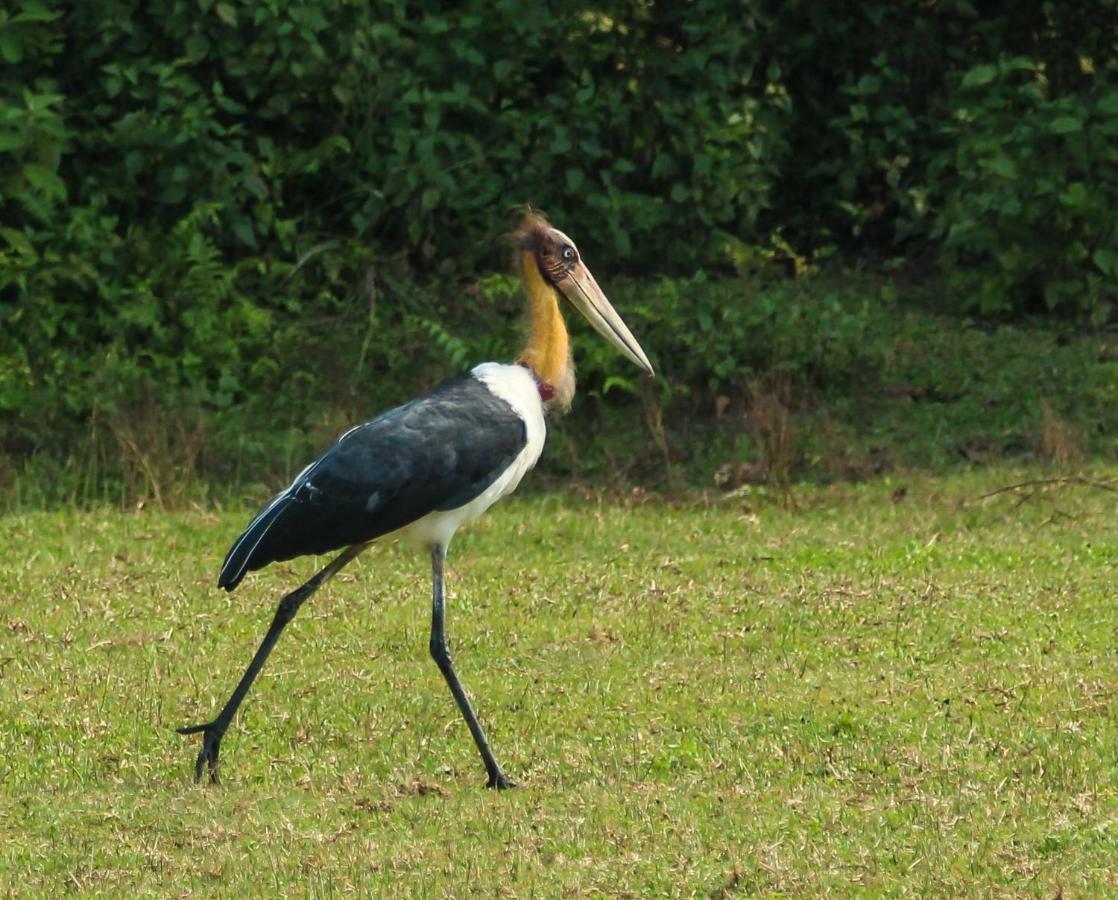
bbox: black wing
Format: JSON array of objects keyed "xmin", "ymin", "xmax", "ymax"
[{"xmin": 218, "ymin": 374, "xmax": 529, "ymax": 590}]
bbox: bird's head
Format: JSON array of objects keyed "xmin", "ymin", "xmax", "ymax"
[{"xmin": 514, "ymin": 213, "xmax": 654, "ymax": 377}]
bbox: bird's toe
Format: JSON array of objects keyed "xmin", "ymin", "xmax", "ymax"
[
  {"xmin": 486, "ymin": 773, "xmax": 517, "ymax": 791},
  {"xmin": 177, "ymin": 720, "xmax": 224, "ymax": 784}
]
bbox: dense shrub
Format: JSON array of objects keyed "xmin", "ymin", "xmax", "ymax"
[
  {"xmin": 767, "ymin": 0, "xmax": 1118, "ymax": 316},
  {"xmin": 2, "ymin": 0, "xmax": 1117, "ymax": 501},
  {"xmin": 1, "ymin": 0, "xmax": 784, "ymax": 461},
  {"xmin": 543, "ymin": 273, "xmax": 891, "ymax": 402},
  {"xmin": 930, "ymin": 59, "xmax": 1118, "ymax": 318}
]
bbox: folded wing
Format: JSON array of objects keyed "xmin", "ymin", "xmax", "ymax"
[{"xmin": 218, "ymin": 375, "xmax": 528, "ymax": 591}]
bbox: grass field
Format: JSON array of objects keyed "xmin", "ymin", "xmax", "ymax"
[{"xmin": 3, "ymin": 467, "xmax": 1118, "ymax": 895}]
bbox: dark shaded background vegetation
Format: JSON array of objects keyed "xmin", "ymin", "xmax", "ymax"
[{"xmin": 1, "ymin": 1, "xmax": 1116, "ymax": 505}]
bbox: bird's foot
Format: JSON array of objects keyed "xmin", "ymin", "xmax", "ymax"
[
  {"xmin": 176, "ymin": 719, "xmax": 226, "ymax": 784},
  {"xmin": 486, "ymin": 771, "xmax": 517, "ymax": 791}
]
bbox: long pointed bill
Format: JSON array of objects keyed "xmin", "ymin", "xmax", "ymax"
[{"xmin": 555, "ymin": 263, "xmax": 654, "ymax": 375}]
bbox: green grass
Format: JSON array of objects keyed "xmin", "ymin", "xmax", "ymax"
[
  {"xmin": 3, "ymin": 467, "xmax": 1118, "ymax": 894},
  {"xmin": 665, "ymin": 308, "xmax": 1118, "ymax": 492}
]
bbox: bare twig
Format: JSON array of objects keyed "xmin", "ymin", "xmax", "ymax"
[{"xmin": 977, "ymin": 476, "xmax": 1118, "ymax": 502}]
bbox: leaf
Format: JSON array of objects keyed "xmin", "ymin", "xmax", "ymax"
[
  {"xmin": 961, "ymin": 64, "xmax": 998, "ymax": 88},
  {"xmin": 13, "ymin": 2, "xmax": 62, "ymax": 23},
  {"xmin": 1060, "ymin": 183, "xmax": 1088, "ymax": 209},
  {"xmin": 319, "ymin": 135, "xmax": 351, "ymax": 156},
  {"xmin": 550, "ymin": 130, "xmax": 571, "ymax": 154},
  {"xmin": 23, "ymin": 90, "xmax": 63, "ymax": 112},
  {"xmin": 651, "ymin": 154, "xmax": 675, "ymax": 180},
  {"xmin": 0, "ymin": 226, "xmax": 33, "ymax": 253},
  {"xmin": 0, "ymin": 130, "xmax": 24, "ymax": 152},
  {"xmin": 0, "ymin": 32, "xmax": 24, "ymax": 64},
  {"xmin": 1094, "ymin": 248, "xmax": 1118, "ymax": 277},
  {"xmin": 986, "ymin": 155, "xmax": 1016, "ymax": 178},
  {"xmin": 215, "ymin": 2, "xmax": 237, "ymax": 25},
  {"xmin": 1096, "ymin": 89, "xmax": 1118, "ymax": 118},
  {"xmin": 21, "ymin": 163, "xmax": 66, "ymax": 200},
  {"xmin": 231, "ymin": 217, "xmax": 256, "ymax": 248},
  {"xmin": 185, "ymin": 34, "xmax": 210, "ymax": 62},
  {"xmin": 602, "ymin": 375, "xmax": 636, "ymax": 395},
  {"xmin": 1049, "ymin": 116, "xmax": 1083, "ymax": 135}
]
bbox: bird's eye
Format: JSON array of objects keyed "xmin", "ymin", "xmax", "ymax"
[{"xmin": 562, "ymin": 247, "xmax": 576, "ymax": 261}]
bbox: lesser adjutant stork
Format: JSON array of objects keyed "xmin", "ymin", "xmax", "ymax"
[{"xmin": 178, "ymin": 213, "xmax": 654, "ymax": 789}]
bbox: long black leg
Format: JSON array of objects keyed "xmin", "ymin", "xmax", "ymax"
[
  {"xmin": 428, "ymin": 543, "xmax": 514, "ymax": 789},
  {"xmin": 178, "ymin": 543, "xmax": 368, "ymax": 783}
]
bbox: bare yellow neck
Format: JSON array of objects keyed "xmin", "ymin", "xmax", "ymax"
[{"xmin": 517, "ymin": 251, "xmax": 574, "ymax": 410}]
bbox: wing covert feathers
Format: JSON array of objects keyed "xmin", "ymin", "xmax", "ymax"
[{"xmin": 217, "ymin": 373, "xmax": 532, "ymax": 590}]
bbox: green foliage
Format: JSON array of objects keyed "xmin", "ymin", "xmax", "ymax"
[
  {"xmin": 0, "ymin": 0, "xmax": 787, "ymax": 483},
  {"xmin": 767, "ymin": 0, "xmax": 1118, "ymax": 317},
  {"xmin": 572, "ymin": 274, "xmax": 890, "ymax": 400},
  {"xmin": 770, "ymin": 1, "xmax": 956, "ymax": 250},
  {"xmin": 825, "ymin": 50, "xmax": 929, "ymax": 245},
  {"xmin": 930, "ymin": 59, "xmax": 1118, "ymax": 318},
  {"xmin": 335, "ymin": 1, "xmax": 785, "ymax": 272},
  {"xmin": 3, "ymin": 0, "xmax": 1118, "ymax": 497}
]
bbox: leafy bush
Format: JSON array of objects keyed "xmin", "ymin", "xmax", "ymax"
[
  {"xmin": 334, "ymin": 1, "xmax": 787, "ymax": 273},
  {"xmin": 3, "ymin": 0, "xmax": 1118, "ymax": 502},
  {"xmin": 929, "ymin": 59, "xmax": 1118, "ymax": 318},
  {"xmin": 767, "ymin": 0, "xmax": 1118, "ymax": 320},
  {"xmin": 768, "ymin": 1, "xmax": 960, "ymax": 252},
  {"xmin": 563, "ymin": 273, "xmax": 891, "ymax": 400},
  {"xmin": 0, "ymin": 0, "xmax": 788, "ymax": 479}
]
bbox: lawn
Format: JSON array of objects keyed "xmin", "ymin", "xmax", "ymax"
[{"xmin": 2, "ymin": 468, "xmax": 1117, "ymax": 895}]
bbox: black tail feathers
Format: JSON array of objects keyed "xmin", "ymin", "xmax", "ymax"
[{"xmin": 217, "ymin": 494, "xmax": 290, "ymax": 591}]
